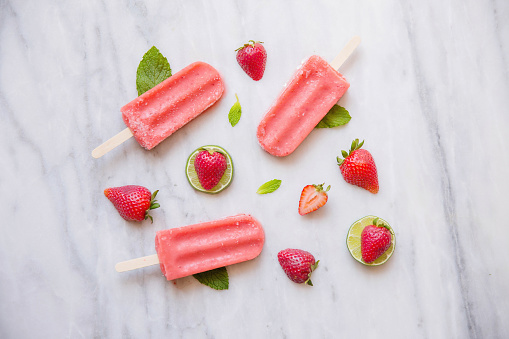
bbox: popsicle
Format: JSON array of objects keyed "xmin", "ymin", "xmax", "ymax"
[
  {"xmin": 115, "ymin": 214, "xmax": 265, "ymax": 281},
  {"xmin": 92, "ymin": 61, "xmax": 224, "ymax": 158},
  {"xmin": 257, "ymin": 36, "xmax": 360, "ymax": 157}
]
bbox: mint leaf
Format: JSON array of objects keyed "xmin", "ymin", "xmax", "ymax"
[
  {"xmin": 136, "ymin": 46, "xmax": 172, "ymax": 96},
  {"xmin": 315, "ymin": 105, "xmax": 351, "ymax": 128},
  {"xmin": 257, "ymin": 179, "xmax": 282, "ymax": 194},
  {"xmin": 228, "ymin": 94, "xmax": 242, "ymax": 127},
  {"xmin": 193, "ymin": 267, "xmax": 229, "ymax": 290}
]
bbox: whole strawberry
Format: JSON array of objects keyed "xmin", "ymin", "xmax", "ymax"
[
  {"xmin": 361, "ymin": 218, "xmax": 392, "ymax": 263},
  {"xmin": 194, "ymin": 149, "xmax": 227, "ymax": 190},
  {"xmin": 235, "ymin": 40, "xmax": 267, "ymax": 81},
  {"xmin": 298, "ymin": 183, "xmax": 330, "ymax": 215},
  {"xmin": 337, "ymin": 139, "xmax": 379, "ymax": 193},
  {"xmin": 104, "ymin": 185, "xmax": 159, "ymax": 222},
  {"xmin": 277, "ymin": 248, "xmax": 319, "ymax": 286}
]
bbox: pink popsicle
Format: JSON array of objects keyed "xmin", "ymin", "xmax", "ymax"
[
  {"xmin": 257, "ymin": 55, "xmax": 350, "ymax": 157},
  {"xmin": 155, "ymin": 214, "xmax": 265, "ymax": 280},
  {"xmin": 121, "ymin": 61, "xmax": 224, "ymax": 150}
]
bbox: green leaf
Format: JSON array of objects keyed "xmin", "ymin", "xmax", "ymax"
[
  {"xmin": 151, "ymin": 190, "xmax": 159, "ymax": 200},
  {"xmin": 257, "ymin": 179, "xmax": 282, "ymax": 194},
  {"xmin": 351, "ymin": 139, "xmax": 358, "ymax": 151},
  {"xmin": 136, "ymin": 46, "xmax": 172, "ymax": 96},
  {"xmin": 315, "ymin": 105, "xmax": 351, "ymax": 128},
  {"xmin": 228, "ymin": 94, "xmax": 242, "ymax": 127},
  {"xmin": 305, "ymin": 260, "xmax": 319, "ymax": 286},
  {"xmin": 193, "ymin": 267, "xmax": 229, "ymax": 290},
  {"xmin": 149, "ymin": 190, "xmax": 160, "ymax": 210}
]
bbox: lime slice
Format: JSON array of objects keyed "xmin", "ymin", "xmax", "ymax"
[
  {"xmin": 186, "ymin": 145, "xmax": 233, "ymax": 194},
  {"xmin": 346, "ymin": 215, "xmax": 396, "ymax": 266}
]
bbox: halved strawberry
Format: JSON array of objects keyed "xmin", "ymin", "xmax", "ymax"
[{"xmin": 298, "ymin": 183, "xmax": 330, "ymax": 215}]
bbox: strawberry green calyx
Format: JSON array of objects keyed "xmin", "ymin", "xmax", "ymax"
[
  {"xmin": 372, "ymin": 217, "xmax": 390, "ymax": 230},
  {"xmin": 200, "ymin": 146, "xmax": 224, "ymax": 157},
  {"xmin": 145, "ymin": 190, "xmax": 160, "ymax": 223},
  {"xmin": 235, "ymin": 40, "xmax": 264, "ymax": 51},
  {"xmin": 305, "ymin": 260, "xmax": 320, "ymax": 286},
  {"xmin": 336, "ymin": 139, "xmax": 365, "ymax": 166},
  {"xmin": 314, "ymin": 183, "xmax": 331, "ymax": 192}
]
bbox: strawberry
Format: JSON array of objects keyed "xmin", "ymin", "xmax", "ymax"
[
  {"xmin": 104, "ymin": 185, "xmax": 160, "ymax": 222},
  {"xmin": 235, "ymin": 40, "xmax": 267, "ymax": 81},
  {"xmin": 361, "ymin": 218, "xmax": 392, "ymax": 263},
  {"xmin": 337, "ymin": 139, "xmax": 379, "ymax": 194},
  {"xmin": 298, "ymin": 183, "xmax": 330, "ymax": 215},
  {"xmin": 278, "ymin": 249, "xmax": 319, "ymax": 286},
  {"xmin": 194, "ymin": 149, "xmax": 227, "ymax": 190}
]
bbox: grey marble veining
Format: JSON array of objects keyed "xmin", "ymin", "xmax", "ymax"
[{"xmin": 1, "ymin": 0, "xmax": 509, "ymax": 338}]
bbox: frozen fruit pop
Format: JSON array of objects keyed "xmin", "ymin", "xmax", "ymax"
[
  {"xmin": 257, "ymin": 36, "xmax": 360, "ymax": 157},
  {"xmin": 92, "ymin": 61, "xmax": 224, "ymax": 158},
  {"xmin": 115, "ymin": 214, "xmax": 265, "ymax": 281}
]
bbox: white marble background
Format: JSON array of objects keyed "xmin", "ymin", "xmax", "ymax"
[{"xmin": 1, "ymin": 0, "xmax": 509, "ymax": 338}]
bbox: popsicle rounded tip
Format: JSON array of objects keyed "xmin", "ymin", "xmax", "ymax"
[
  {"xmin": 91, "ymin": 148, "xmax": 102, "ymax": 159},
  {"xmin": 114, "ymin": 263, "xmax": 123, "ymax": 272}
]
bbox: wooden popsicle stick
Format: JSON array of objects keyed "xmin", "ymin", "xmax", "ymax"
[
  {"xmin": 92, "ymin": 127, "xmax": 133, "ymax": 159},
  {"xmin": 115, "ymin": 254, "xmax": 160, "ymax": 272},
  {"xmin": 329, "ymin": 35, "xmax": 361, "ymax": 70}
]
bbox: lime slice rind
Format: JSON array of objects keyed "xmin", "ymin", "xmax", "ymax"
[
  {"xmin": 346, "ymin": 215, "xmax": 396, "ymax": 266},
  {"xmin": 186, "ymin": 145, "xmax": 233, "ymax": 194}
]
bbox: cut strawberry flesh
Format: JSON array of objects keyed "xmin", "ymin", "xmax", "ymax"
[{"xmin": 299, "ymin": 185, "xmax": 328, "ymax": 215}]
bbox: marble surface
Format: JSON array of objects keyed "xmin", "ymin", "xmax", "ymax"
[{"xmin": 1, "ymin": 0, "xmax": 509, "ymax": 338}]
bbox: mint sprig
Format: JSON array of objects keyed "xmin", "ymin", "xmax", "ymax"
[
  {"xmin": 228, "ymin": 94, "xmax": 242, "ymax": 127},
  {"xmin": 136, "ymin": 46, "xmax": 172, "ymax": 96},
  {"xmin": 257, "ymin": 179, "xmax": 282, "ymax": 194},
  {"xmin": 193, "ymin": 267, "xmax": 229, "ymax": 290},
  {"xmin": 315, "ymin": 105, "xmax": 351, "ymax": 128}
]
